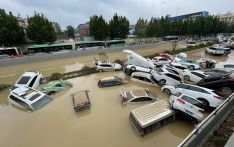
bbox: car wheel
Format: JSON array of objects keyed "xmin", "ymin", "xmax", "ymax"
[
  {"xmin": 198, "ymin": 98, "xmax": 209, "ymax": 110},
  {"xmin": 98, "ymin": 69, "xmax": 103, "ymax": 72},
  {"xmin": 130, "ymin": 67, "xmax": 136, "ymax": 72},
  {"xmin": 163, "ymin": 88, "xmax": 171, "ymax": 95},
  {"xmin": 188, "ymin": 65, "xmax": 195, "ymax": 70},
  {"xmin": 184, "ymin": 75, "xmax": 190, "ymax": 81},
  {"xmin": 170, "ymin": 100, "xmax": 174, "ymax": 108},
  {"xmin": 158, "ymin": 79, "xmax": 166, "ymax": 86},
  {"xmin": 221, "ymin": 87, "xmax": 233, "ymax": 95},
  {"xmin": 125, "ymin": 68, "xmax": 132, "ymax": 75}
]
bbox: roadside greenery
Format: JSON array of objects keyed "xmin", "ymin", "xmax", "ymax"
[
  {"xmin": 0, "ymin": 9, "xmax": 25, "ymax": 46},
  {"xmin": 66, "ymin": 25, "xmax": 75, "ymax": 39},
  {"xmin": 109, "ymin": 13, "xmax": 130, "ymax": 39},
  {"xmin": 135, "ymin": 16, "xmax": 234, "ymax": 37},
  {"xmin": 0, "ymin": 84, "xmax": 11, "ymax": 92},
  {"xmin": 89, "ymin": 15, "xmax": 109, "ymax": 40},
  {"xmin": 27, "ymin": 12, "xmax": 56, "ymax": 43}
]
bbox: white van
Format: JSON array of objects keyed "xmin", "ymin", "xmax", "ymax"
[{"xmin": 129, "ymin": 100, "xmax": 175, "ymax": 136}]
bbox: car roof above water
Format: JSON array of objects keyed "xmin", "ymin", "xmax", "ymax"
[{"xmin": 131, "ymin": 100, "xmax": 175, "ymax": 128}]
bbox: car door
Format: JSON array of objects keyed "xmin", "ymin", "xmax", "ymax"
[
  {"xmin": 191, "ymin": 72, "xmax": 204, "ymax": 83},
  {"xmin": 165, "ymin": 73, "xmax": 181, "ymax": 86},
  {"xmin": 176, "ymin": 84, "xmax": 189, "ymax": 93}
]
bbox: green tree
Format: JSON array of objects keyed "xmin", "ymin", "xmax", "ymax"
[
  {"xmin": 66, "ymin": 25, "xmax": 75, "ymax": 39},
  {"xmin": 89, "ymin": 15, "xmax": 109, "ymax": 40},
  {"xmin": 135, "ymin": 18, "xmax": 147, "ymax": 37},
  {"xmin": 109, "ymin": 13, "xmax": 130, "ymax": 39},
  {"xmin": 0, "ymin": 9, "xmax": 25, "ymax": 46},
  {"xmin": 26, "ymin": 12, "xmax": 56, "ymax": 43},
  {"xmin": 146, "ymin": 17, "xmax": 160, "ymax": 37}
]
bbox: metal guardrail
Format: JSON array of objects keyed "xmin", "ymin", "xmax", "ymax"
[{"xmin": 178, "ymin": 93, "xmax": 234, "ymax": 147}]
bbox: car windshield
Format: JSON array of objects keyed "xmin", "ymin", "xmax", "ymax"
[
  {"xmin": 17, "ymin": 76, "xmax": 31, "ymax": 84},
  {"xmin": 31, "ymin": 95, "xmax": 53, "ymax": 110}
]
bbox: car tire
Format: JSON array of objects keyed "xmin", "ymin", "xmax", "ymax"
[
  {"xmin": 188, "ymin": 65, "xmax": 195, "ymax": 70},
  {"xmin": 221, "ymin": 87, "xmax": 233, "ymax": 95},
  {"xmin": 198, "ymin": 98, "xmax": 209, "ymax": 110},
  {"xmin": 184, "ymin": 75, "xmax": 190, "ymax": 81},
  {"xmin": 158, "ymin": 79, "xmax": 166, "ymax": 86},
  {"xmin": 98, "ymin": 69, "xmax": 103, "ymax": 72},
  {"xmin": 130, "ymin": 67, "xmax": 136, "ymax": 72},
  {"xmin": 125, "ymin": 68, "xmax": 132, "ymax": 75},
  {"xmin": 163, "ymin": 88, "xmax": 171, "ymax": 95}
]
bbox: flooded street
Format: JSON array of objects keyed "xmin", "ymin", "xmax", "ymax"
[{"xmin": 0, "ymin": 45, "xmax": 233, "ymax": 147}]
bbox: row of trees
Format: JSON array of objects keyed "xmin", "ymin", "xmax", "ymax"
[
  {"xmin": 0, "ymin": 9, "xmax": 25, "ymax": 46},
  {"xmin": 135, "ymin": 16, "xmax": 234, "ymax": 37},
  {"xmin": 89, "ymin": 13, "xmax": 129, "ymax": 40},
  {"xmin": 0, "ymin": 8, "xmax": 76, "ymax": 46}
]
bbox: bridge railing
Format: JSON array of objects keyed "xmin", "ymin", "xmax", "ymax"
[{"xmin": 178, "ymin": 93, "xmax": 234, "ymax": 147}]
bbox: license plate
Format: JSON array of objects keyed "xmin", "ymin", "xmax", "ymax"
[{"xmin": 184, "ymin": 109, "xmax": 194, "ymax": 116}]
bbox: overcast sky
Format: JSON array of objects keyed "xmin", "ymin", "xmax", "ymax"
[{"xmin": 1, "ymin": 0, "xmax": 234, "ymax": 30}]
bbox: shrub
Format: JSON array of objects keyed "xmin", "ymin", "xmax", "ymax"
[
  {"xmin": 51, "ymin": 72, "xmax": 63, "ymax": 80},
  {"xmin": 114, "ymin": 59, "xmax": 123, "ymax": 65},
  {"xmin": 0, "ymin": 84, "xmax": 11, "ymax": 91}
]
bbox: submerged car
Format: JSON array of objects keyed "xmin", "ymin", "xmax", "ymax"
[
  {"xmin": 120, "ymin": 89, "xmax": 157, "ymax": 104},
  {"xmin": 12, "ymin": 71, "xmax": 43, "ymax": 90},
  {"xmin": 159, "ymin": 53, "xmax": 174, "ymax": 60},
  {"xmin": 204, "ymin": 68, "xmax": 232, "ymax": 76},
  {"xmin": 98, "ymin": 76, "xmax": 126, "ymax": 88},
  {"xmin": 169, "ymin": 92, "xmax": 204, "ymax": 123},
  {"xmin": 95, "ymin": 60, "xmax": 122, "ymax": 72},
  {"xmin": 8, "ymin": 86, "xmax": 53, "ymax": 111},
  {"xmin": 174, "ymin": 53, "xmax": 200, "ymax": 70},
  {"xmin": 124, "ymin": 64, "xmax": 152, "ymax": 75},
  {"xmin": 130, "ymin": 72, "xmax": 158, "ymax": 86},
  {"xmin": 205, "ymin": 44, "xmax": 231, "ymax": 55},
  {"xmin": 72, "ymin": 90, "xmax": 91, "ymax": 112},
  {"xmin": 161, "ymin": 83, "xmax": 224, "ymax": 110},
  {"xmin": 151, "ymin": 67, "xmax": 182, "ymax": 86},
  {"xmin": 197, "ymin": 75, "xmax": 234, "ymax": 96},
  {"xmin": 40, "ymin": 80, "xmax": 72, "ymax": 94},
  {"xmin": 152, "ymin": 56, "xmax": 171, "ymax": 65},
  {"xmin": 181, "ymin": 70, "xmax": 208, "ymax": 83}
]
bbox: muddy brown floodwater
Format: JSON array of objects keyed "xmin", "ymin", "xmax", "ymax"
[{"xmin": 0, "ymin": 44, "xmax": 233, "ymax": 147}]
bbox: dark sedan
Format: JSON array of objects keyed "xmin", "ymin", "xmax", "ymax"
[{"xmin": 197, "ymin": 75, "xmax": 234, "ymax": 96}]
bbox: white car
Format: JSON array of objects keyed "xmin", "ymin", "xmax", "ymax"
[
  {"xmin": 130, "ymin": 72, "xmax": 158, "ymax": 86},
  {"xmin": 167, "ymin": 62, "xmax": 188, "ymax": 75},
  {"xmin": 181, "ymin": 70, "xmax": 208, "ymax": 83},
  {"xmin": 124, "ymin": 64, "xmax": 151, "ymax": 75},
  {"xmin": 205, "ymin": 45, "xmax": 231, "ymax": 55},
  {"xmin": 12, "ymin": 71, "xmax": 43, "ymax": 90},
  {"xmin": 152, "ymin": 56, "xmax": 171, "ymax": 65},
  {"xmin": 169, "ymin": 92, "xmax": 204, "ymax": 123},
  {"xmin": 161, "ymin": 83, "xmax": 224, "ymax": 110},
  {"xmin": 120, "ymin": 89, "xmax": 157, "ymax": 104},
  {"xmin": 151, "ymin": 68, "xmax": 182, "ymax": 86},
  {"xmin": 95, "ymin": 61, "xmax": 122, "ymax": 72},
  {"xmin": 8, "ymin": 86, "xmax": 53, "ymax": 111}
]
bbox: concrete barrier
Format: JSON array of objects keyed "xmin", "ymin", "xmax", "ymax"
[{"xmin": 178, "ymin": 93, "xmax": 234, "ymax": 147}]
